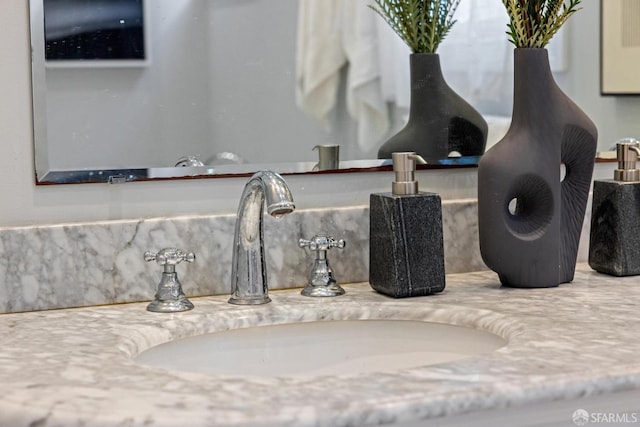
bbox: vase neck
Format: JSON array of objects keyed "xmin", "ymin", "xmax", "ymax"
[
  {"xmin": 512, "ymin": 49, "xmax": 559, "ymax": 122},
  {"xmin": 410, "ymin": 54, "xmax": 444, "ymax": 81},
  {"xmin": 408, "ymin": 54, "xmax": 446, "ymax": 113}
]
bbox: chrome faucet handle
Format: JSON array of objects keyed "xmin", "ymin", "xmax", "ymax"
[
  {"xmin": 144, "ymin": 248, "xmax": 195, "ymax": 313},
  {"xmin": 299, "ymin": 235, "xmax": 346, "ymax": 252},
  {"xmin": 144, "ymin": 248, "xmax": 196, "ymax": 267},
  {"xmin": 299, "ymin": 234, "xmax": 346, "ymax": 298}
]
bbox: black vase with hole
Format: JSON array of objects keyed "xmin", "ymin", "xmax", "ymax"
[
  {"xmin": 377, "ymin": 53, "xmax": 488, "ymax": 163},
  {"xmin": 478, "ymin": 49, "xmax": 597, "ymax": 288}
]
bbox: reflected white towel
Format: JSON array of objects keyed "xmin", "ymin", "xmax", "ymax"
[
  {"xmin": 295, "ymin": 0, "xmax": 346, "ymax": 126},
  {"xmin": 296, "ymin": 0, "xmax": 389, "ymax": 149},
  {"xmin": 342, "ymin": 0, "xmax": 389, "ymax": 150}
]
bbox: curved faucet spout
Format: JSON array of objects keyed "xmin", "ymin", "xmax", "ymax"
[{"xmin": 229, "ymin": 170, "xmax": 295, "ymax": 305}]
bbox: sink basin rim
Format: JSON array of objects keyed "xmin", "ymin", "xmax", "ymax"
[{"xmin": 130, "ymin": 303, "xmax": 520, "ymax": 378}]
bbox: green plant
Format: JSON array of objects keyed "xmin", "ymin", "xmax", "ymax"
[
  {"xmin": 370, "ymin": 0, "xmax": 461, "ymax": 53},
  {"xmin": 502, "ymin": 0, "xmax": 582, "ymax": 48}
]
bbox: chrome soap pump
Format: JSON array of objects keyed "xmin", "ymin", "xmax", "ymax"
[
  {"xmin": 369, "ymin": 152, "xmax": 446, "ymax": 297},
  {"xmin": 589, "ymin": 139, "xmax": 640, "ymax": 276}
]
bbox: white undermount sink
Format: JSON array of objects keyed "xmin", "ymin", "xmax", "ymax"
[{"xmin": 135, "ymin": 319, "xmax": 506, "ymax": 378}]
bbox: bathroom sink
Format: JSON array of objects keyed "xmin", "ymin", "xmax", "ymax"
[{"xmin": 135, "ymin": 319, "xmax": 506, "ymax": 378}]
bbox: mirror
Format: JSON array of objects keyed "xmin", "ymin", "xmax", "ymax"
[{"xmin": 30, "ymin": 0, "xmax": 515, "ymax": 185}]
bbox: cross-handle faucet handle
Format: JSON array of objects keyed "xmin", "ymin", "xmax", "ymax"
[
  {"xmin": 145, "ymin": 248, "xmax": 195, "ymax": 272},
  {"xmin": 144, "ymin": 248, "xmax": 195, "ymax": 313},
  {"xmin": 299, "ymin": 235, "xmax": 346, "ymax": 253},
  {"xmin": 299, "ymin": 234, "xmax": 346, "ymax": 298}
]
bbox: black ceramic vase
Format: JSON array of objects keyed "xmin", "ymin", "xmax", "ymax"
[
  {"xmin": 378, "ymin": 53, "xmax": 488, "ymax": 163},
  {"xmin": 478, "ymin": 49, "xmax": 597, "ymax": 288}
]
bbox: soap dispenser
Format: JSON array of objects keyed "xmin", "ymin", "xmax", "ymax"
[
  {"xmin": 589, "ymin": 139, "xmax": 640, "ymax": 276},
  {"xmin": 369, "ymin": 152, "xmax": 446, "ymax": 297}
]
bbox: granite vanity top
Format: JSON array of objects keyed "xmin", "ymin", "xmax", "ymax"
[{"xmin": 1, "ymin": 265, "xmax": 639, "ymax": 427}]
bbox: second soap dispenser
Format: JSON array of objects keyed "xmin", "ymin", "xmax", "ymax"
[
  {"xmin": 369, "ymin": 152, "xmax": 446, "ymax": 297},
  {"xmin": 589, "ymin": 139, "xmax": 640, "ymax": 276}
]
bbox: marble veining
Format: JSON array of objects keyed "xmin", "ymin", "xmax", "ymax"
[
  {"xmin": 0, "ymin": 265, "xmax": 638, "ymax": 426},
  {"xmin": 0, "ymin": 202, "xmax": 490, "ymax": 314}
]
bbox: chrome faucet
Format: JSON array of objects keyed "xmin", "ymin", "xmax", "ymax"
[{"xmin": 229, "ymin": 170, "xmax": 295, "ymax": 305}]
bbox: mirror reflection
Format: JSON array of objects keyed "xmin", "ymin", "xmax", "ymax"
[{"xmin": 31, "ymin": 0, "xmax": 574, "ymax": 184}]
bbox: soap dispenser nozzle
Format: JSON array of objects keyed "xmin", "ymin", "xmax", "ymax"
[
  {"xmin": 392, "ymin": 152, "xmax": 427, "ymax": 195},
  {"xmin": 614, "ymin": 140, "xmax": 640, "ymax": 182}
]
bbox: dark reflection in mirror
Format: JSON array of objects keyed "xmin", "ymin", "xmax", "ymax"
[{"xmin": 45, "ymin": 0, "xmax": 145, "ymax": 61}]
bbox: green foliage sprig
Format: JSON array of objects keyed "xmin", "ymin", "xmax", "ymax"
[
  {"xmin": 370, "ymin": 0, "xmax": 461, "ymax": 53},
  {"xmin": 502, "ymin": 0, "xmax": 582, "ymax": 48}
]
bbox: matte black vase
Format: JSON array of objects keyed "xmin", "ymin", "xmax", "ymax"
[
  {"xmin": 378, "ymin": 53, "xmax": 488, "ymax": 163},
  {"xmin": 478, "ymin": 48, "xmax": 597, "ymax": 288}
]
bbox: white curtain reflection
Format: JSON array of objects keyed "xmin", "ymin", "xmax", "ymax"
[{"xmin": 439, "ymin": 1, "xmax": 567, "ymax": 116}]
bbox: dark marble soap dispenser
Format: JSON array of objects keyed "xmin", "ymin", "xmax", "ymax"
[
  {"xmin": 369, "ymin": 152, "xmax": 446, "ymax": 297},
  {"xmin": 589, "ymin": 140, "xmax": 640, "ymax": 276}
]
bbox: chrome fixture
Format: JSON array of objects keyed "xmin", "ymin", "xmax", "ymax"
[
  {"xmin": 615, "ymin": 139, "xmax": 640, "ymax": 182},
  {"xmin": 229, "ymin": 170, "xmax": 295, "ymax": 305},
  {"xmin": 175, "ymin": 156, "xmax": 205, "ymax": 167},
  {"xmin": 391, "ymin": 152, "xmax": 427, "ymax": 195},
  {"xmin": 312, "ymin": 144, "xmax": 340, "ymax": 171},
  {"xmin": 299, "ymin": 234, "xmax": 346, "ymax": 297},
  {"xmin": 144, "ymin": 248, "xmax": 195, "ymax": 312}
]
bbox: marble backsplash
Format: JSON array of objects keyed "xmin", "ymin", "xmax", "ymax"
[{"xmin": 0, "ymin": 199, "xmax": 592, "ymax": 314}]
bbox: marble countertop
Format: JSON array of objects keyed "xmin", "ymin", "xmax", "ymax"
[{"xmin": 1, "ymin": 265, "xmax": 640, "ymax": 426}]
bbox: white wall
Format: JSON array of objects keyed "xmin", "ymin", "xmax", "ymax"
[
  {"xmin": 0, "ymin": 1, "xmax": 633, "ymax": 228},
  {"xmin": 556, "ymin": 2, "xmax": 640, "ymax": 149}
]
